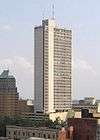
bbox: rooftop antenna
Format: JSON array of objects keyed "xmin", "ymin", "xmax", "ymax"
[
  {"xmin": 52, "ymin": 4, "xmax": 55, "ymax": 19},
  {"xmin": 42, "ymin": 8, "xmax": 45, "ymax": 20}
]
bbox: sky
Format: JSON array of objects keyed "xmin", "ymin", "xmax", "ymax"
[{"xmin": 0, "ymin": 0, "xmax": 100, "ymax": 99}]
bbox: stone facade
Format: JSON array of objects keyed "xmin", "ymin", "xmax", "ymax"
[{"xmin": 6, "ymin": 126, "xmax": 58, "ymax": 140}]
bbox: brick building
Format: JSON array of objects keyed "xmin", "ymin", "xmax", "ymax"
[{"xmin": 68, "ymin": 118, "xmax": 97, "ymax": 140}]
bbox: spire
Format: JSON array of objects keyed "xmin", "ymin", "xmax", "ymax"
[
  {"xmin": 52, "ymin": 4, "xmax": 55, "ymax": 20},
  {"xmin": 42, "ymin": 8, "xmax": 45, "ymax": 20}
]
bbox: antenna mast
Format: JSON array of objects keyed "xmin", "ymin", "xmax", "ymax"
[
  {"xmin": 42, "ymin": 9, "xmax": 45, "ymax": 20},
  {"xmin": 52, "ymin": 4, "xmax": 55, "ymax": 19}
]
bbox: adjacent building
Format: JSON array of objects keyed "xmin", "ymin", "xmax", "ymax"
[
  {"xmin": 6, "ymin": 125, "xmax": 74, "ymax": 140},
  {"xmin": 6, "ymin": 125, "xmax": 57, "ymax": 140},
  {"xmin": 18, "ymin": 99, "xmax": 34, "ymax": 118},
  {"xmin": 68, "ymin": 118, "xmax": 97, "ymax": 140},
  {"xmin": 96, "ymin": 119, "xmax": 100, "ymax": 140},
  {"xmin": 0, "ymin": 70, "xmax": 19, "ymax": 117},
  {"xmin": 72, "ymin": 97, "xmax": 100, "ymax": 113},
  {"xmin": 34, "ymin": 19, "xmax": 72, "ymax": 114}
]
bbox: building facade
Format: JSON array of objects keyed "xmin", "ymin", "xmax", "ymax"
[
  {"xmin": 68, "ymin": 118, "xmax": 97, "ymax": 140},
  {"xmin": 58, "ymin": 127, "xmax": 73, "ymax": 140},
  {"xmin": 34, "ymin": 19, "xmax": 72, "ymax": 113},
  {"xmin": 18, "ymin": 99, "xmax": 34, "ymax": 118},
  {"xmin": 6, "ymin": 125, "xmax": 74, "ymax": 140},
  {"xmin": 0, "ymin": 70, "xmax": 19, "ymax": 117},
  {"xmin": 72, "ymin": 97, "xmax": 100, "ymax": 113},
  {"xmin": 6, "ymin": 125, "xmax": 57, "ymax": 140},
  {"xmin": 96, "ymin": 119, "xmax": 100, "ymax": 140}
]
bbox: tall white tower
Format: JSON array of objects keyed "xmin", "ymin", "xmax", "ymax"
[{"xmin": 34, "ymin": 19, "xmax": 72, "ymax": 114}]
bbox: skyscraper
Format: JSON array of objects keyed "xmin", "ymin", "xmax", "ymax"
[
  {"xmin": 0, "ymin": 70, "xmax": 19, "ymax": 117},
  {"xmin": 34, "ymin": 19, "xmax": 72, "ymax": 114}
]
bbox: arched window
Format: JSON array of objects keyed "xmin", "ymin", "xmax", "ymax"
[
  {"xmin": 33, "ymin": 133, "xmax": 35, "ymax": 137},
  {"xmin": 43, "ymin": 134, "xmax": 46, "ymax": 138},
  {"xmin": 48, "ymin": 134, "xmax": 50, "ymax": 139}
]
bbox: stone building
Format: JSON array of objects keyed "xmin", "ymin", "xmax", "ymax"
[{"xmin": 6, "ymin": 125, "xmax": 58, "ymax": 140}]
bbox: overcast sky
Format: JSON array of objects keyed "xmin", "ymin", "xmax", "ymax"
[{"xmin": 0, "ymin": 0, "xmax": 100, "ymax": 99}]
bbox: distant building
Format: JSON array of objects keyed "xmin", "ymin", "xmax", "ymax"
[
  {"xmin": 34, "ymin": 19, "xmax": 72, "ymax": 114},
  {"xmin": 72, "ymin": 97, "xmax": 96, "ymax": 106},
  {"xmin": 72, "ymin": 97, "xmax": 100, "ymax": 113},
  {"xmin": 84, "ymin": 97, "xmax": 96, "ymax": 105},
  {"xmin": 49, "ymin": 111, "xmax": 81, "ymax": 122},
  {"xmin": 0, "ymin": 70, "xmax": 19, "ymax": 117},
  {"xmin": 19, "ymin": 99, "xmax": 34, "ymax": 118}
]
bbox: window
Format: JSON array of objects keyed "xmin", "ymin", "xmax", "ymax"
[
  {"xmin": 14, "ymin": 131, "xmax": 16, "ymax": 135},
  {"xmin": 8, "ymin": 131, "xmax": 10, "ymax": 135},
  {"xmin": 23, "ymin": 132, "xmax": 25, "ymax": 136},
  {"xmin": 87, "ymin": 135, "xmax": 89, "ymax": 140},
  {"xmin": 43, "ymin": 134, "xmax": 46, "ymax": 138},
  {"xmin": 48, "ymin": 134, "xmax": 50, "ymax": 139},
  {"xmin": 53, "ymin": 134, "xmax": 55, "ymax": 139},
  {"xmin": 33, "ymin": 133, "xmax": 35, "ymax": 137},
  {"xmin": 18, "ymin": 131, "xmax": 20, "ymax": 135},
  {"xmin": 38, "ymin": 133, "xmax": 40, "ymax": 137}
]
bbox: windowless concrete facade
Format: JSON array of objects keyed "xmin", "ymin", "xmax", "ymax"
[{"xmin": 34, "ymin": 19, "xmax": 72, "ymax": 113}]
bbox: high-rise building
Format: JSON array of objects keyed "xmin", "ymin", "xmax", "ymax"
[
  {"xmin": 34, "ymin": 19, "xmax": 72, "ymax": 113},
  {"xmin": 0, "ymin": 70, "xmax": 19, "ymax": 117}
]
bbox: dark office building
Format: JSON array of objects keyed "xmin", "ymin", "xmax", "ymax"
[{"xmin": 0, "ymin": 70, "xmax": 19, "ymax": 117}]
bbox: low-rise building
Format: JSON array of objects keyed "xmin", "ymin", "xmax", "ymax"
[
  {"xmin": 68, "ymin": 118, "xmax": 97, "ymax": 140},
  {"xmin": 49, "ymin": 111, "xmax": 81, "ymax": 122},
  {"xmin": 72, "ymin": 97, "xmax": 100, "ymax": 113},
  {"xmin": 6, "ymin": 126, "xmax": 58, "ymax": 140},
  {"xmin": 6, "ymin": 125, "xmax": 74, "ymax": 140},
  {"xmin": 18, "ymin": 99, "xmax": 34, "ymax": 118}
]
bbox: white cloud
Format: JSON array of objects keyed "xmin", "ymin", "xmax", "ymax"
[
  {"xmin": 0, "ymin": 56, "xmax": 33, "ymax": 73},
  {"xmin": 73, "ymin": 58, "xmax": 96, "ymax": 75},
  {"xmin": 0, "ymin": 25, "xmax": 13, "ymax": 32},
  {"xmin": 0, "ymin": 56, "xmax": 34, "ymax": 99},
  {"xmin": 72, "ymin": 58, "xmax": 98, "ymax": 99},
  {"xmin": 0, "ymin": 56, "xmax": 97, "ymax": 99}
]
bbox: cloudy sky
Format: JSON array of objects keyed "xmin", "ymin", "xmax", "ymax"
[{"xmin": 0, "ymin": 0, "xmax": 100, "ymax": 99}]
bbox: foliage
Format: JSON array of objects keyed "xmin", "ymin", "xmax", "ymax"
[{"xmin": 0, "ymin": 116, "xmax": 61, "ymax": 129}]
